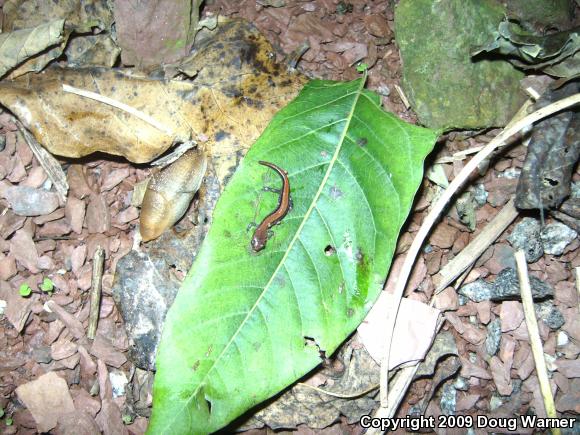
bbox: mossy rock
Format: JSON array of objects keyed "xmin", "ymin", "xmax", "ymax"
[{"xmin": 395, "ymin": 0, "xmax": 526, "ymax": 130}]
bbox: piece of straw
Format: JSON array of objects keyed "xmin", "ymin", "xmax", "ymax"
[{"xmin": 515, "ymin": 250, "xmax": 560, "ymax": 434}]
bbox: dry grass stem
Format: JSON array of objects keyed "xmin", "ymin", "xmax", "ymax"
[{"xmin": 515, "ymin": 250, "xmax": 560, "ymax": 433}]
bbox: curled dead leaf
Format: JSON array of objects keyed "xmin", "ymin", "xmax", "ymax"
[{"xmin": 140, "ymin": 148, "xmax": 207, "ymax": 242}]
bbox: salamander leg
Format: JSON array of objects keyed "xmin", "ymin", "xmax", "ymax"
[{"xmin": 246, "ymin": 222, "xmax": 257, "ymax": 232}]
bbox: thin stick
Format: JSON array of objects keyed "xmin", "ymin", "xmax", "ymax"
[
  {"xmin": 434, "ymin": 199, "xmax": 519, "ymax": 293},
  {"xmin": 394, "ymin": 84, "xmax": 410, "ymax": 109},
  {"xmin": 515, "ymin": 250, "xmax": 560, "ymax": 431},
  {"xmin": 87, "ymin": 246, "xmax": 105, "ymax": 340},
  {"xmin": 17, "ymin": 121, "xmax": 69, "ymax": 203},
  {"xmin": 62, "ymin": 84, "xmax": 174, "ymax": 137},
  {"xmin": 297, "ymin": 382, "xmax": 378, "ymax": 399},
  {"xmin": 378, "ymin": 93, "xmax": 580, "ymax": 409}
]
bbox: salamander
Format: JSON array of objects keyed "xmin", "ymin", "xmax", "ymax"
[{"xmin": 251, "ymin": 161, "xmax": 291, "ymax": 252}]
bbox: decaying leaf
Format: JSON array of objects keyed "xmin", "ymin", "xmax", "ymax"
[
  {"xmin": 65, "ymin": 34, "xmax": 121, "ymax": 68},
  {"xmin": 2, "ymin": 0, "xmax": 113, "ymax": 33},
  {"xmin": 0, "ymin": 19, "xmax": 66, "ymax": 80},
  {"xmin": 473, "ymin": 20, "xmax": 580, "ymax": 78},
  {"xmin": 114, "ymin": 0, "xmax": 202, "ymax": 68},
  {"xmin": 0, "ymin": 19, "xmax": 307, "ymax": 168},
  {"xmin": 140, "ymin": 147, "xmax": 207, "ymax": 242},
  {"xmin": 1, "ymin": 0, "xmax": 115, "ymax": 77},
  {"xmin": 516, "ymin": 81, "xmax": 580, "ymax": 210}
]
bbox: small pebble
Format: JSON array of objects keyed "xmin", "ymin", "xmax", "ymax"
[
  {"xmin": 486, "ymin": 318, "xmax": 502, "ymax": 356},
  {"xmin": 459, "ymin": 279, "xmax": 492, "ymax": 302},
  {"xmin": 508, "ymin": 217, "xmax": 543, "ymax": 263},
  {"xmin": 473, "ymin": 184, "xmax": 488, "ymax": 206},
  {"xmin": 535, "ymin": 301, "xmax": 565, "ymax": 330},
  {"xmin": 540, "ymin": 222, "xmax": 577, "ymax": 255},
  {"xmin": 109, "ymin": 370, "xmax": 128, "ymax": 398},
  {"xmin": 557, "ymin": 331, "xmax": 569, "ymax": 347}
]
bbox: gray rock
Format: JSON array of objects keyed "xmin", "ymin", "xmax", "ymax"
[
  {"xmin": 508, "ymin": 217, "xmax": 543, "ymax": 263},
  {"xmin": 540, "ymin": 222, "xmax": 578, "ymax": 255},
  {"xmin": 486, "ymin": 319, "xmax": 502, "ymax": 356},
  {"xmin": 32, "ymin": 345, "xmax": 53, "ymax": 364},
  {"xmin": 535, "ymin": 301, "xmax": 565, "ymax": 330},
  {"xmin": 497, "ymin": 168, "xmax": 521, "ymax": 179},
  {"xmin": 440, "ymin": 383, "xmax": 456, "ymax": 416},
  {"xmin": 0, "ymin": 134, "xmax": 5, "ymax": 152},
  {"xmin": 2, "ymin": 185, "xmax": 60, "ymax": 216},
  {"xmin": 111, "ymin": 250, "xmax": 180, "ymax": 370},
  {"xmin": 491, "ymin": 268, "xmax": 553, "ymax": 301},
  {"xmin": 458, "ymin": 279, "xmax": 492, "ymax": 302},
  {"xmin": 473, "ymin": 184, "xmax": 488, "ymax": 206},
  {"xmin": 109, "ymin": 370, "xmax": 128, "ymax": 398},
  {"xmin": 489, "ymin": 395, "xmax": 503, "ymax": 411},
  {"xmin": 557, "ymin": 331, "xmax": 569, "ymax": 347},
  {"xmin": 572, "ymin": 181, "xmax": 580, "ymax": 199},
  {"xmin": 454, "ymin": 376, "xmax": 469, "ymax": 391}
]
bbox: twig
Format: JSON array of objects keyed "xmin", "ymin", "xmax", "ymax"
[
  {"xmin": 515, "ymin": 250, "xmax": 560, "ymax": 432},
  {"xmin": 62, "ymin": 84, "xmax": 175, "ymax": 137},
  {"xmin": 17, "ymin": 122, "xmax": 68, "ymax": 203},
  {"xmin": 87, "ymin": 246, "xmax": 105, "ymax": 340},
  {"xmin": 394, "ymin": 84, "xmax": 410, "ymax": 110},
  {"xmin": 377, "ymin": 93, "xmax": 580, "ymax": 411},
  {"xmin": 297, "ymin": 382, "xmax": 378, "ymax": 399},
  {"xmin": 434, "ymin": 199, "xmax": 519, "ymax": 293}
]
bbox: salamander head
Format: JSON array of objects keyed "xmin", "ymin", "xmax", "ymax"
[{"xmin": 251, "ymin": 235, "xmax": 266, "ymax": 252}]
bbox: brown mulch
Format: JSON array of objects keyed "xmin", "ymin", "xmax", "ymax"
[{"xmin": 0, "ymin": 1, "xmax": 579, "ymax": 434}]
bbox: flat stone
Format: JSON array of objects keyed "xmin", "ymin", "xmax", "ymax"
[
  {"xmin": 458, "ymin": 279, "xmax": 492, "ymax": 302},
  {"xmin": 491, "ymin": 267, "xmax": 553, "ymax": 301},
  {"xmin": 2, "ymin": 185, "xmax": 60, "ymax": 216}
]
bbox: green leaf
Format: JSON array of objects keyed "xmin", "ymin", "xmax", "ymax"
[
  {"xmin": 39, "ymin": 277, "xmax": 54, "ymax": 293},
  {"xmin": 148, "ymin": 78, "xmax": 438, "ymax": 434},
  {"xmin": 19, "ymin": 283, "xmax": 32, "ymax": 298}
]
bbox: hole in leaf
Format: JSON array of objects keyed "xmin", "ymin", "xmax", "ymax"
[
  {"xmin": 544, "ymin": 177, "xmax": 558, "ymax": 186},
  {"xmin": 324, "ymin": 245, "xmax": 336, "ymax": 256},
  {"xmin": 304, "ymin": 336, "xmax": 326, "ymax": 361},
  {"xmin": 205, "ymin": 397, "xmax": 212, "ymax": 414}
]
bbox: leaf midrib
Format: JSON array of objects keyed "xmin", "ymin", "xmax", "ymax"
[{"xmin": 164, "ymin": 78, "xmax": 365, "ymax": 433}]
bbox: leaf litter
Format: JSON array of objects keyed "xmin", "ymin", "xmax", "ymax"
[{"xmin": 0, "ymin": 0, "xmax": 579, "ymax": 434}]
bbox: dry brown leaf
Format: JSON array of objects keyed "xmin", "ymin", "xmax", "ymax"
[
  {"xmin": 0, "ymin": 19, "xmax": 306, "ymax": 167},
  {"xmin": 0, "ymin": 20, "xmax": 66, "ymax": 79}
]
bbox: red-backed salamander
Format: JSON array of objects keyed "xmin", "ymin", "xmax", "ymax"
[{"xmin": 251, "ymin": 161, "xmax": 291, "ymax": 252}]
